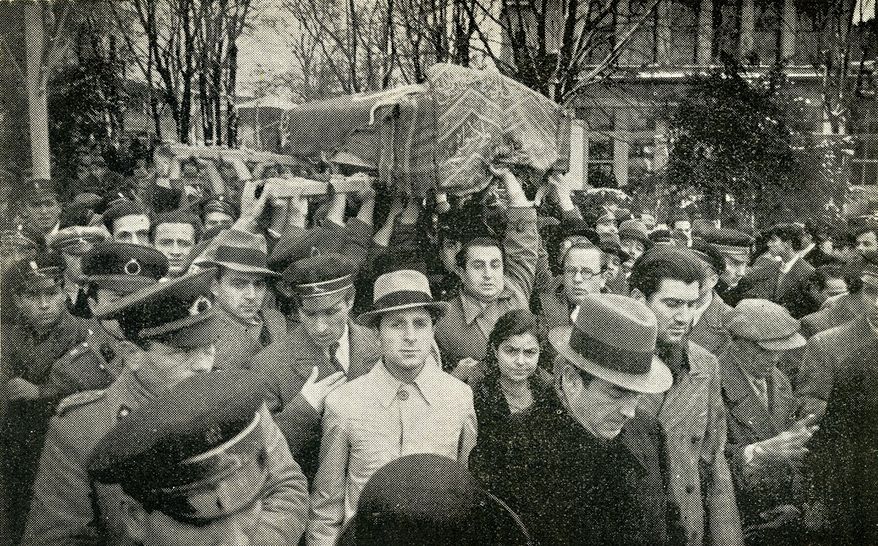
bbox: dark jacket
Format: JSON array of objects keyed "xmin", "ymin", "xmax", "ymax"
[
  {"xmin": 690, "ymin": 292, "xmax": 732, "ymax": 356},
  {"xmin": 743, "ymin": 257, "xmax": 815, "ymax": 318},
  {"xmin": 249, "ymin": 320, "xmax": 381, "ymax": 482},
  {"xmin": 469, "ymin": 374, "xmax": 551, "ymax": 497},
  {"xmin": 213, "ymin": 306, "xmax": 287, "ymax": 371},
  {"xmin": 504, "ymin": 391, "xmax": 678, "ymax": 545},
  {"xmin": 804, "ymin": 316, "xmax": 878, "ymax": 543},
  {"xmin": 719, "ymin": 349, "xmax": 802, "ymax": 526}
]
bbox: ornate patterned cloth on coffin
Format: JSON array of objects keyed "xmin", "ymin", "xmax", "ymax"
[{"xmin": 281, "ymin": 64, "xmax": 571, "ymax": 197}]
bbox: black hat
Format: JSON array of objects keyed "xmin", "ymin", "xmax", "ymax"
[
  {"xmin": 701, "ymin": 228, "xmax": 753, "ymax": 261},
  {"xmin": 95, "ymin": 268, "xmax": 219, "ymax": 348},
  {"xmin": 89, "ymin": 370, "xmax": 269, "ymax": 526},
  {"xmin": 17, "ymin": 177, "xmax": 58, "ymax": 204},
  {"xmin": 4, "ymin": 251, "xmax": 65, "ymax": 292},
  {"xmin": 648, "ymin": 228, "xmax": 675, "ymax": 246},
  {"xmin": 598, "ymin": 234, "xmax": 631, "ymax": 263},
  {"xmin": 82, "ymin": 242, "xmax": 169, "ymax": 296},
  {"xmin": 101, "ymin": 199, "xmax": 149, "ymax": 233},
  {"xmin": 285, "ymin": 253, "xmax": 356, "ymax": 300},
  {"xmin": 691, "ymin": 241, "xmax": 727, "ymax": 274},
  {"xmin": 338, "ymin": 454, "xmax": 532, "ymax": 546},
  {"xmin": 199, "ymin": 195, "xmax": 238, "ymax": 218}
]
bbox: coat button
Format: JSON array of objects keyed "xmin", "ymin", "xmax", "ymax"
[
  {"xmin": 397, "ymin": 389, "xmax": 409, "ymax": 401},
  {"xmin": 686, "ymin": 484, "xmax": 695, "ymax": 494}
]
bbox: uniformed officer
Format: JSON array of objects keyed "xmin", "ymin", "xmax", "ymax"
[
  {"xmin": 1, "ymin": 251, "xmax": 90, "ymax": 543},
  {"xmin": 15, "ymin": 177, "xmax": 62, "ymax": 246},
  {"xmin": 47, "ymin": 225, "xmax": 109, "ymax": 307},
  {"xmin": 22, "ymin": 268, "xmax": 308, "ymax": 546},
  {"xmin": 88, "ymin": 369, "xmax": 309, "ymax": 546},
  {"xmin": 50, "ymin": 242, "xmax": 169, "ymax": 399},
  {"xmin": 703, "ymin": 228, "xmax": 755, "ymax": 307}
]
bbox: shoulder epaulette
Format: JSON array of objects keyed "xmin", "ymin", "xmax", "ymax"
[{"xmin": 56, "ymin": 389, "xmax": 106, "ymax": 417}]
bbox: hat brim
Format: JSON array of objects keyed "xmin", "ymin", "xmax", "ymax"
[
  {"xmin": 756, "ymin": 333, "xmax": 806, "ymax": 352},
  {"xmin": 87, "ymin": 274, "xmax": 158, "ymax": 295},
  {"xmin": 548, "ymin": 326, "xmax": 672, "ymax": 394},
  {"xmin": 95, "ymin": 268, "xmax": 217, "ymax": 320},
  {"xmin": 201, "ymin": 260, "xmax": 281, "ymax": 278},
  {"xmin": 355, "ymin": 302, "xmax": 449, "ymax": 327}
]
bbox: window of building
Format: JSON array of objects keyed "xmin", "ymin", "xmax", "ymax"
[{"xmin": 851, "ymin": 103, "xmax": 878, "ymax": 186}]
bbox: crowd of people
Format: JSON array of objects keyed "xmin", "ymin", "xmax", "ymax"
[{"xmin": 1, "ymin": 147, "xmax": 877, "ymax": 546}]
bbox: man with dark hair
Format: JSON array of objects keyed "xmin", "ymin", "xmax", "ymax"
[
  {"xmin": 507, "ymin": 294, "xmax": 675, "ymax": 545},
  {"xmin": 799, "ymin": 259, "xmax": 867, "ymax": 338},
  {"xmin": 744, "ymin": 223, "xmax": 815, "ymax": 318},
  {"xmin": 669, "ymin": 210, "xmax": 693, "ymax": 248},
  {"xmin": 198, "ymin": 228, "xmax": 286, "ymax": 370},
  {"xmin": 800, "ymin": 263, "xmax": 848, "ymax": 317},
  {"xmin": 47, "ymin": 226, "xmax": 109, "ymax": 307},
  {"xmin": 309, "ymin": 269, "xmax": 475, "ymax": 546},
  {"xmin": 630, "ymin": 247, "xmax": 743, "ymax": 546},
  {"xmin": 703, "ymin": 228, "xmax": 753, "ymax": 306},
  {"xmin": 250, "ymin": 253, "xmax": 381, "ymax": 481},
  {"xmin": 103, "ymin": 199, "xmax": 152, "ymax": 246},
  {"xmin": 799, "ymin": 251, "xmax": 878, "ymax": 543},
  {"xmin": 151, "ymin": 210, "xmax": 202, "ymax": 278},
  {"xmin": 1, "ymin": 252, "xmax": 90, "ymax": 543},
  {"xmin": 690, "ymin": 242, "xmax": 733, "ymax": 355},
  {"xmin": 23, "ymin": 269, "xmax": 309, "ymax": 545},
  {"xmin": 434, "ymin": 165, "xmax": 538, "ymax": 380}
]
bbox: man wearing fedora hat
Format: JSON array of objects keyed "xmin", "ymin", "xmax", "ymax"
[
  {"xmin": 797, "ymin": 251, "xmax": 878, "ymax": 543},
  {"xmin": 250, "ymin": 253, "xmax": 382, "ymax": 482},
  {"xmin": 197, "ymin": 228, "xmax": 287, "ymax": 370},
  {"xmin": 503, "ymin": 293, "xmax": 676, "ymax": 545},
  {"xmin": 718, "ymin": 299, "xmax": 817, "ymax": 541},
  {"xmin": 629, "ymin": 247, "xmax": 744, "ymax": 546},
  {"xmin": 22, "ymin": 269, "xmax": 309, "ymax": 546},
  {"xmin": 309, "ymin": 269, "xmax": 477, "ymax": 546}
]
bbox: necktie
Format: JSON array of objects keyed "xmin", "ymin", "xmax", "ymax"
[{"xmin": 329, "ymin": 342, "xmax": 344, "ymax": 374}]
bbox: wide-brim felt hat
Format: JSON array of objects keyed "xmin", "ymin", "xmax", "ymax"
[
  {"xmin": 356, "ymin": 269, "xmax": 448, "ymax": 327},
  {"xmin": 549, "ymin": 294, "xmax": 672, "ymax": 394},
  {"xmin": 198, "ymin": 229, "xmax": 280, "ymax": 278}
]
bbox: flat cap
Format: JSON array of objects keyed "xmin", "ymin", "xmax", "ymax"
[
  {"xmin": 597, "ymin": 233, "xmax": 630, "ymax": 263},
  {"xmin": 101, "ymin": 199, "xmax": 149, "ymax": 232},
  {"xmin": 702, "ymin": 228, "xmax": 753, "ymax": 260},
  {"xmin": 17, "ymin": 177, "xmax": 58, "ymax": 203},
  {"xmin": 48, "ymin": 226, "xmax": 109, "ymax": 256},
  {"xmin": 89, "ymin": 370, "xmax": 269, "ymax": 526},
  {"xmin": 618, "ymin": 219, "xmax": 652, "ymax": 248},
  {"xmin": 648, "ymin": 228, "xmax": 675, "ymax": 246},
  {"xmin": 727, "ymin": 298, "xmax": 806, "ymax": 351},
  {"xmin": 82, "ymin": 242, "xmax": 169, "ymax": 296},
  {"xmin": 96, "ymin": 268, "xmax": 219, "ymax": 348},
  {"xmin": 692, "ymin": 241, "xmax": 726, "ymax": 274}
]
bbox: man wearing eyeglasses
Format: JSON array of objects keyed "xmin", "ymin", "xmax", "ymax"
[{"xmin": 536, "ymin": 241, "xmax": 607, "ymax": 329}]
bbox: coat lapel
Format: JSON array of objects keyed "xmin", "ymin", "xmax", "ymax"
[
  {"xmin": 720, "ymin": 356, "xmax": 779, "ymax": 439},
  {"xmin": 347, "ymin": 321, "xmax": 381, "ymax": 380}
]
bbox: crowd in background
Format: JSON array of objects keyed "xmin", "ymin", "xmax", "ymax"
[{"xmin": 1, "ymin": 144, "xmax": 877, "ymax": 546}]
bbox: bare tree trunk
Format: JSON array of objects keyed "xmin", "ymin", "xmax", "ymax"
[
  {"xmin": 226, "ymin": 40, "xmax": 238, "ymax": 147},
  {"xmin": 24, "ymin": 1, "xmax": 51, "ymax": 178}
]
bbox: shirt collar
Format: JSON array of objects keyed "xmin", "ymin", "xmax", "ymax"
[
  {"xmin": 374, "ymin": 360, "xmax": 441, "ymax": 408},
  {"xmin": 460, "ymin": 289, "xmax": 512, "ymax": 325},
  {"xmin": 779, "ymin": 255, "xmax": 799, "ymax": 275}
]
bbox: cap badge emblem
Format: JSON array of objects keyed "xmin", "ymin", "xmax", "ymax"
[
  {"xmin": 124, "ymin": 259, "xmax": 141, "ymax": 276},
  {"xmin": 190, "ymin": 296, "xmax": 212, "ymax": 316}
]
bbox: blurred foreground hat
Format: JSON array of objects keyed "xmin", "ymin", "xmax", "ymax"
[
  {"xmin": 96, "ymin": 268, "xmax": 218, "ymax": 348},
  {"xmin": 598, "ymin": 233, "xmax": 630, "ymax": 263},
  {"xmin": 727, "ymin": 299, "xmax": 806, "ymax": 351},
  {"xmin": 89, "ymin": 370, "xmax": 268, "ymax": 526},
  {"xmin": 549, "ymin": 293, "xmax": 672, "ymax": 394},
  {"xmin": 860, "ymin": 250, "xmax": 878, "ymax": 287},
  {"xmin": 338, "ymin": 454, "xmax": 531, "ymax": 546}
]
